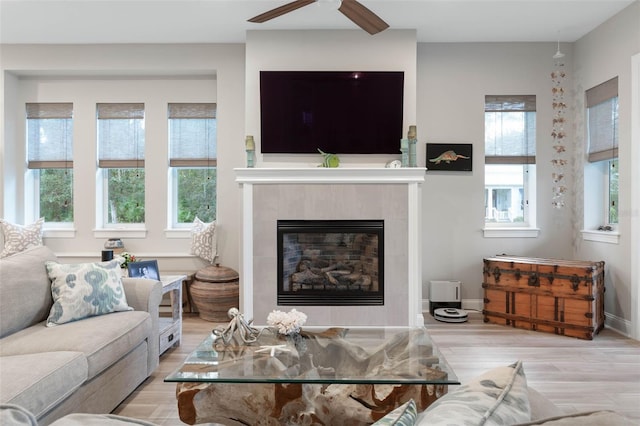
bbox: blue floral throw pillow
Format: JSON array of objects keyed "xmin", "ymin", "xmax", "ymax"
[
  {"xmin": 373, "ymin": 400, "xmax": 417, "ymax": 425},
  {"xmin": 45, "ymin": 259, "xmax": 132, "ymax": 326}
]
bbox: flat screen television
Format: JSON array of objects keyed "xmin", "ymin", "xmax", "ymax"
[{"xmin": 259, "ymin": 71, "xmax": 404, "ymax": 154}]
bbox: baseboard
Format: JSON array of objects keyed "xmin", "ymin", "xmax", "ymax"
[{"xmin": 605, "ymin": 312, "xmax": 633, "ymax": 338}]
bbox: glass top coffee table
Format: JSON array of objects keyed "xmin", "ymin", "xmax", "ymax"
[{"xmin": 166, "ymin": 326, "xmax": 459, "ymax": 425}]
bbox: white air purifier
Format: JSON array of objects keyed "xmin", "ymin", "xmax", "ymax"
[{"xmin": 429, "ymin": 280, "xmax": 463, "ymax": 317}]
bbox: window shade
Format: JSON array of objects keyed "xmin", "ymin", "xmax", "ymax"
[
  {"xmin": 587, "ymin": 78, "xmax": 618, "ymax": 162},
  {"xmin": 96, "ymin": 103, "xmax": 144, "ymax": 119},
  {"xmin": 97, "ymin": 103, "xmax": 145, "ymax": 168},
  {"xmin": 168, "ymin": 103, "xmax": 217, "ymax": 167},
  {"xmin": 168, "ymin": 103, "xmax": 216, "ymax": 119},
  {"xmin": 485, "ymin": 95, "xmax": 536, "ymax": 112},
  {"xmin": 27, "ymin": 102, "xmax": 73, "ymax": 169},
  {"xmin": 485, "ymin": 95, "xmax": 536, "ymax": 164}
]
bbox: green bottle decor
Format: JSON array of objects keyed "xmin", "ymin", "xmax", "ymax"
[{"xmin": 317, "ymin": 149, "xmax": 340, "ymax": 168}]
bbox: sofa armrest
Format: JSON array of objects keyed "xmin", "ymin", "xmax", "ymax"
[{"xmin": 122, "ymin": 278, "xmax": 163, "ymax": 375}]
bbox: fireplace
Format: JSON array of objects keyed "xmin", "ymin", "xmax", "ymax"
[
  {"xmin": 277, "ymin": 220, "xmax": 384, "ymax": 306},
  {"xmin": 236, "ymin": 167, "xmax": 426, "ymax": 327}
]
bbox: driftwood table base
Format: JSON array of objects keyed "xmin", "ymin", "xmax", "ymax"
[
  {"xmin": 176, "ymin": 381, "xmax": 447, "ymax": 425},
  {"xmin": 169, "ymin": 328, "xmax": 455, "ymax": 425}
]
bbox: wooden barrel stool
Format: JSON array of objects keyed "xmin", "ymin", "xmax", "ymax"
[{"xmin": 191, "ymin": 264, "xmax": 239, "ymax": 322}]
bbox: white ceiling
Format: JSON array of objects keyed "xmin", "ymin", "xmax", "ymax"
[{"xmin": 0, "ymin": 0, "xmax": 635, "ymax": 44}]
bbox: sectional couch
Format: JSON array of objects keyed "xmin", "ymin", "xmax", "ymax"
[{"xmin": 0, "ymin": 245, "xmax": 163, "ymax": 425}]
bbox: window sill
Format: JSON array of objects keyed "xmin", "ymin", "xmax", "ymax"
[
  {"xmin": 165, "ymin": 229, "xmax": 191, "ymax": 239},
  {"xmin": 94, "ymin": 228, "xmax": 147, "ymax": 239},
  {"xmin": 581, "ymin": 229, "xmax": 620, "ymax": 244},
  {"xmin": 483, "ymin": 227, "xmax": 540, "ymax": 238}
]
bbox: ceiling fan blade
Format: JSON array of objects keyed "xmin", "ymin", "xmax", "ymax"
[
  {"xmin": 338, "ymin": 0, "xmax": 389, "ymax": 35},
  {"xmin": 248, "ymin": 0, "xmax": 317, "ymax": 23}
]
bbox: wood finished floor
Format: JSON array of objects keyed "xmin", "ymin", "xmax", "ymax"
[{"xmin": 113, "ymin": 312, "xmax": 640, "ymax": 425}]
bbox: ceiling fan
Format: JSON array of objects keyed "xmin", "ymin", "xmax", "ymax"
[{"xmin": 248, "ymin": 0, "xmax": 389, "ymax": 35}]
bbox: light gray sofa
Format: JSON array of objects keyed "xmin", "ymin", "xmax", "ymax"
[{"xmin": 0, "ymin": 246, "xmax": 163, "ymax": 425}]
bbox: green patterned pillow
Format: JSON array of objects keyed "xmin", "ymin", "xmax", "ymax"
[
  {"xmin": 374, "ymin": 400, "xmax": 417, "ymax": 425},
  {"xmin": 417, "ymin": 360, "xmax": 531, "ymax": 425},
  {"xmin": 45, "ymin": 259, "xmax": 132, "ymax": 326}
]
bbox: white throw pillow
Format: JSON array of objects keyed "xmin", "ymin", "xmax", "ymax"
[
  {"xmin": 416, "ymin": 360, "xmax": 531, "ymax": 426},
  {"xmin": 45, "ymin": 259, "xmax": 132, "ymax": 326},
  {"xmin": 0, "ymin": 218, "xmax": 44, "ymax": 259},
  {"xmin": 190, "ymin": 217, "xmax": 217, "ymax": 263}
]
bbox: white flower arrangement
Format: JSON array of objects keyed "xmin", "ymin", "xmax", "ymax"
[{"xmin": 266, "ymin": 308, "xmax": 307, "ymax": 335}]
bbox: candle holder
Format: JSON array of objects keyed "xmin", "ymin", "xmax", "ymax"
[
  {"xmin": 245, "ymin": 135, "xmax": 255, "ymax": 168},
  {"xmin": 408, "ymin": 125, "xmax": 417, "ymax": 167},
  {"xmin": 400, "ymin": 138, "xmax": 409, "ymax": 167}
]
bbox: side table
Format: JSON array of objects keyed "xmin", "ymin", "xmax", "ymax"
[{"xmin": 159, "ymin": 275, "xmax": 186, "ymax": 355}]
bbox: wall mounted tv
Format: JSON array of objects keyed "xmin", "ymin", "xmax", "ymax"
[{"xmin": 259, "ymin": 71, "xmax": 404, "ymax": 154}]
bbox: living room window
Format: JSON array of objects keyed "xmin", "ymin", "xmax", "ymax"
[
  {"xmin": 484, "ymin": 95, "xmax": 537, "ymax": 233},
  {"xmin": 26, "ymin": 103, "xmax": 74, "ymax": 224},
  {"xmin": 168, "ymin": 103, "xmax": 217, "ymax": 227},
  {"xmin": 584, "ymin": 77, "xmax": 619, "ymax": 238},
  {"xmin": 97, "ymin": 103, "xmax": 145, "ymax": 226}
]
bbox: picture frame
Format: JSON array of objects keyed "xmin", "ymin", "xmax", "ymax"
[
  {"xmin": 426, "ymin": 143, "xmax": 473, "ymax": 171},
  {"xmin": 128, "ymin": 260, "xmax": 160, "ymax": 280}
]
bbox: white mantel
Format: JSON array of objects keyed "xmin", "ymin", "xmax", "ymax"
[{"xmin": 235, "ymin": 167, "xmax": 427, "ymax": 327}]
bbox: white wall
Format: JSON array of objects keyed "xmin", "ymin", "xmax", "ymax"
[
  {"xmin": 572, "ymin": 1, "xmax": 640, "ymax": 334},
  {"xmin": 245, "ymin": 29, "xmax": 418, "ymax": 167},
  {"xmin": 1, "ymin": 14, "xmax": 637, "ymax": 333},
  {"xmin": 1, "ymin": 44, "xmax": 246, "ymax": 272},
  {"xmin": 417, "ymin": 42, "xmax": 575, "ymax": 304}
]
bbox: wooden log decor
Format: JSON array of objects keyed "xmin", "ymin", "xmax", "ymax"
[
  {"xmin": 174, "ymin": 329, "xmax": 449, "ymax": 424},
  {"xmin": 177, "ymin": 380, "xmax": 446, "ymax": 425}
]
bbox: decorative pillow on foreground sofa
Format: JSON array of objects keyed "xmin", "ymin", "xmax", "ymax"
[
  {"xmin": 45, "ymin": 259, "xmax": 132, "ymax": 326},
  {"xmin": 414, "ymin": 360, "xmax": 530, "ymax": 425},
  {"xmin": 373, "ymin": 360, "xmax": 634, "ymax": 426}
]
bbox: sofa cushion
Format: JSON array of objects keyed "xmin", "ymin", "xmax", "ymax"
[
  {"xmin": 0, "ymin": 352, "xmax": 88, "ymax": 419},
  {"xmin": 373, "ymin": 399, "xmax": 418, "ymax": 425},
  {"xmin": 416, "ymin": 360, "xmax": 531, "ymax": 425},
  {"xmin": 45, "ymin": 259, "xmax": 132, "ymax": 326},
  {"xmin": 0, "ymin": 218, "xmax": 44, "ymax": 259},
  {"xmin": 0, "ymin": 404, "xmax": 38, "ymax": 426},
  {"xmin": 514, "ymin": 410, "xmax": 635, "ymax": 425},
  {"xmin": 0, "ymin": 311, "xmax": 151, "ymax": 380},
  {"xmin": 0, "ymin": 245, "xmax": 58, "ymax": 338}
]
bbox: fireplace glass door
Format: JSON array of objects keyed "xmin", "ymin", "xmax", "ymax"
[{"xmin": 277, "ymin": 220, "xmax": 384, "ymax": 306}]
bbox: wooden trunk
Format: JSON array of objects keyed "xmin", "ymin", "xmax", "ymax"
[{"xmin": 482, "ymin": 255, "xmax": 605, "ymax": 340}]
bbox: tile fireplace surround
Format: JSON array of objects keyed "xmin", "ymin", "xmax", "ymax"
[{"xmin": 235, "ymin": 168, "xmax": 426, "ymax": 327}]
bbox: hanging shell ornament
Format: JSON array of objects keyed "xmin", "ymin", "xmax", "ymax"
[
  {"xmin": 317, "ymin": 149, "xmax": 340, "ymax": 168},
  {"xmin": 551, "ymin": 48, "xmax": 568, "ymax": 209}
]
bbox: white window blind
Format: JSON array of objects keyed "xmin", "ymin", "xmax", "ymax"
[
  {"xmin": 27, "ymin": 103, "xmax": 73, "ymax": 169},
  {"xmin": 168, "ymin": 103, "xmax": 217, "ymax": 167},
  {"xmin": 97, "ymin": 103, "xmax": 145, "ymax": 168},
  {"xmin": 587, "ymin": 77, "xmax": 618, "ymax": 162},
  {"xmin": 485, "ymin": 95, "xmax": 536, "ymax": 164}
]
